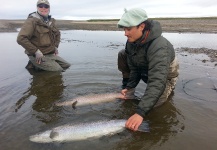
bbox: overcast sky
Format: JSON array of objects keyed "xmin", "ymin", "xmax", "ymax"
[{"xmin": 1, "ymin": 0, "xmax": 217, "ymax": 20}]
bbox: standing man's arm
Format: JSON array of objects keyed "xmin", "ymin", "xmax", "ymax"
[{"xmin": 17, "ymin": 18, "xmax": 38, "ymax": 55}]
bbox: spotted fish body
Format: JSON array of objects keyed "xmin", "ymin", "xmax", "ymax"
[
  {"xmin": 55, "ymin": 93, "xmax": 124, "ymax": 107},
  {"xmin": 29, "ymin": 119, "xmax": 149, "ymax": 143}
]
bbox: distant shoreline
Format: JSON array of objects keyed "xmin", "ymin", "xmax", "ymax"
[
  {"xmin": 1, "ymin": 18, "xmax": 217, "ymax": 33},
  {"xmin": 1, "ymin": 18, "xmax": 216, "ymax": 65}
]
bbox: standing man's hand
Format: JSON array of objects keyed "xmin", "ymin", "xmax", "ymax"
[
  {"xmin": 54, "ymin": 47, "xmax": 58, "ymax": 55},
  {"xmin": 125, "ymin": 113, "xmax": 143, "ymax": 131},
  {"xmin": 35, "ymin": 49, "xmax": 44, "ymax": 64}
]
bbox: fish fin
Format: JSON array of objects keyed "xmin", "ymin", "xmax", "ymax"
[
  {"xmin": 72, "ymin": 101, "xmax": 77, "ymax": 109},
  {"xmin": 137, "ymin": 121, "xmax": 150, "ymax": 132},
  {"xmin": 55, "ymin": 102, "xmax": 62, "ymax": 106},
  {"xmin": 50, "ymin": 130, "xmax": 59, "ymax": 139}
]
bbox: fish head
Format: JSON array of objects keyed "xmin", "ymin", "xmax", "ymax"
[{"xmin": 29, "ymin": 130, "xmax": 53, "ymax": 143}]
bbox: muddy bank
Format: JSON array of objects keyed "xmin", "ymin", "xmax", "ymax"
[
  {"xmin": 1, "ymin": 18, "xmax": 217, "ymax": 33},
  {"xmin": 177, "ymin": 47, "xmax": 217, "ymax": 64}
]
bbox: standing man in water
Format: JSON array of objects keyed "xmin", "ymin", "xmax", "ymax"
[
  {"xmin": 117, "ymin": 8, "xmax": 179, "ymax": 131},
  {"xmin": 17, "ymin": 0, "xmax": 70, "ymax": 71}
]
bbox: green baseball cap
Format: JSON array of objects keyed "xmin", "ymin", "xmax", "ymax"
[{"xmin": 118, "ymin": 8, "xmax": 148, "ymax": 28}]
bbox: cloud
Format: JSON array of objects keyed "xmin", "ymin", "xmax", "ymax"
[{"xmin": 0, "ymin": 0, "xmax": 217, "ymax": 20}]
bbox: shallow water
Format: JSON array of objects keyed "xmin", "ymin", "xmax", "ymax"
[{"xmin": 0, "ymin": 31, "xmax": 217, "ymax": 150}]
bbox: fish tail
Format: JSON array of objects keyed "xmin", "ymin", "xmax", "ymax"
[{"xmin": 138, "ymin": 121, "xmax": 150, "ymax": 132}]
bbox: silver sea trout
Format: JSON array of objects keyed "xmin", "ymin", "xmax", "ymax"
[
  {"xmin": 55, "ymin": 93, "xmax": 126, "ymax": 107},
  {"xmin": 29, "ymin": 119, "xmax": 149, "ymax": 143}
]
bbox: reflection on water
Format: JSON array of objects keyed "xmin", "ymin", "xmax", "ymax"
[
  {"xmin": 0, "ymin": 31, "xmax": 217, "ymax": 150},
  {"xmin": 15, "ymin": 71, "xmax": 64, "ymax": 123}
]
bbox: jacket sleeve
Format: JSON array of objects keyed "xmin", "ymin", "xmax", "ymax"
[
  {"xmin": 136, "ymin": 38, "xmax": 173, "ymax": 117},
  {"xmin": 55, "ymin": 30, "xmax": 60, "ymax": 48},
  {"xmin": 52, "ymin": 19, "xmax": 61, "ymax": 48},
  {"xmin": 126, "ymin": 57, "xmax": 141, "ymax": 89},
  {"xmin": 17, "ymin": 18, "xmax": 38, "ymax": 54}
]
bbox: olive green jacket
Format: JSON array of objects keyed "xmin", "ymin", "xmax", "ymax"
[
  {"xmin": 125, "ymin": 20, "xmax": 179, "ymax": 117},
  {"xmin": 17, "ymin": 12, "xmax": 60, "ymax": 55}
]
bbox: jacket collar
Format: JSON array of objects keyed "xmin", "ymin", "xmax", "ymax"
[{"xmin": 28, "ymin": 12, "xmax": 51, "ymax": 24}]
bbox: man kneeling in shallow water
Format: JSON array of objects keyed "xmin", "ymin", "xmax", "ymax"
[
  {"xmin": 117, "ymin": 8, "xmax": 179, "ymax": 131},
  {"xmin": 17, "ymin": 0, "xmax": 70, "ymax": 71}
]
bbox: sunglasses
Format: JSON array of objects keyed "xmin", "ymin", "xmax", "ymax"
[{"xmin": 37, "ymin": 4, "xmax": 50, "ymax": 8}]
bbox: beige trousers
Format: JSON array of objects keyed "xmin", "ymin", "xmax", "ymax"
[{"xmin": 28, "ymin": 54, "xmax": 71, "ymax": 71}]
